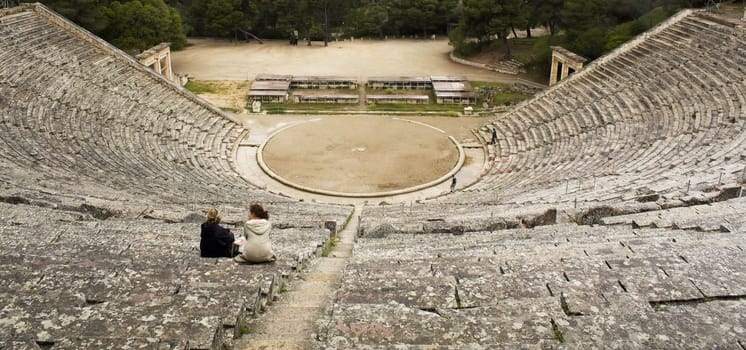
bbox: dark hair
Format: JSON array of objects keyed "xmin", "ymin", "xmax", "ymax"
[{"xmin": 250, "ymin": 204, "xmax": 269, "ymax": 220}]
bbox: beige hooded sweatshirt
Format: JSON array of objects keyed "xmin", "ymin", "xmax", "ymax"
[{"xmin": 238, "ymin": 219, "xmax": 276, "ymax": 263}]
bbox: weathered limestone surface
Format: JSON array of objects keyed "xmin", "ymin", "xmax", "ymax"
[
  {"xmin": 2, "ymin": 4, "xmax": 746, "ymax": 349},
  {"xmin": 318, "ymin": 199, "xmax": 746, "ymax": 348},
  {"xmin": 602, "ymin": 196, "xmax": 746, "ymax": 232},
  {"xmin": 0, "ymin": 4, "xmax": 351, "ymax": 223},
  {"xmin": 0, "ymin": 202, "xmax": 340, "ymax": 349},
  {"xmin": 456, "ymin": 10, "xmax": 746, "ymax": 207}
]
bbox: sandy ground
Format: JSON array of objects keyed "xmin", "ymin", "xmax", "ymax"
[
  {"xmin": 261, "ymin": 117, "xmax": 459, "ymax": 194},
  {"xmin": 720, "ymin": 3, "xmax": 745, "ymax": 19},
  {"xmin": 196, "ymin": 81, "xmax": 251, "ymax": 111},
  {"xmin": 239, "ymin": 114, "xmax": 486, "ymax": 144},
  {"xmin": 234, "ymin": 114, "xmax": 487, "ymax": 202},
  {"xmin": 172, "ymin": 38, "xmax": 521, "ymax": 82},
  {"xmin": 175, "ymin": 38, "xmax": 502, "ymax": 200}
]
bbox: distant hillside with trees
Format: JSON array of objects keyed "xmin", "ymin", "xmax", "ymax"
[
  {"xmin": 168, "ymin": 0, "xmax": 461, "ymax": 41},
  {"xmin": 39, "ymin": 0, "xmax": 712, "ymax": 63},
  {"xmin": 40, "ymin": 0, "xmax": 187, "ymax": 53},
  {"xmin": 449, "ymin": 0, "xmax": 709, "ymax": 76}
]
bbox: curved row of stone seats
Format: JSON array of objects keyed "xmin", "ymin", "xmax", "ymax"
[
  {"xmin": 359, "ymin": 183, "xmax": 743, "ymax": 235},
  {"xmin": 359, "ymin": 202, "xmax": 561, "ymax": 236},
  {"xmin": 462, "ymin": 11, "xmax": 745, "ymax": 207},
  {"xmin": 602, "ymin": 195, "xmax": 746, "ymax": 231},
  {"xmin": 449, "ymin": 160, "xmax": 745, "ymax": 207},
  {"xmin": 0, "ymin": 202, "xmax": 336, "ymax": 349},
  {"xmin": 211, "ymin": 201, "xmax": 354, "ymax": 229},
  {"xmin": 0, "ymin": 4, "xmax": 308, "ymax": 216},
  {"xmin": 317, "ymin": 200, "xmax": 746, "ymax": 348}
]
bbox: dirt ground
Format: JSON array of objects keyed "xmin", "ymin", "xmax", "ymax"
[
  {"xmin": 172, "ymin": 38, "xmax": 521, "ymax": 82},
  {"xmin": 195, "ymin": 80, "xmax": 250, "ymax": 111},
  {"xmin": 261, "ymin": 117, "xmax": 460, "ymax": 194},
  {"xmin": 720, "ymin": 3, "xmax": 745, "ymax": 19},
  {"xmin": 239, "ymin": 114, "xmax": 486, "ymax": 197},
  {"xmin": 174, "ymin": 38, "xmax": 503, "ymax": 198},
  {"xmin": 241, "ymin": 114, "xmax": 486, "ymax": 145}
]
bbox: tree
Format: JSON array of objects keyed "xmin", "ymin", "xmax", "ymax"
[
  {"xmin": 42, "ymin": 0, "xmax": 186, "ymax": 52},
  {"xmin": 188, "ymin": 0, "xmax": 251, "ymax": 38},
  {"xmin": 344, "ymin": 4, "xmax": 388, "ymax": 38},
  {"xmin": 384, "ymin": 0, "xmax": 448, "ymax": 37},
  {"xmin": 562, "ymin": 0, "xmax": 610, "ymax": 57},
  {"xmin": 460, "ymin": 0, "xmax": 527, "ymax": 58},
  {"xmin": 526, "ymin": 0, "xmax": 564, "ymax": 36},
  {"xmin": 100, "ymin": 0, "xmax": 186, "ymax": 52},
  {"xmin": 41, "ymin": 0, "xmax": 111, "ymax": 33}
]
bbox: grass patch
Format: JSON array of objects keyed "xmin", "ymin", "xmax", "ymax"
[
  {"xmin": 184, "ymin": 81, "xmax": 216, "ymax": 94},
  {"xmin": 470, "ymin": 81, "xmax": 508, "ymax": 90},
  {"xmin": 220, "ymin": 107, "xmax": 241, "ymax": 113},
  {"xmin": 321, "ymin": 237, "xmax": 339, "ymax": 257},
  {"xmin": 470, "ymin": 81, "xmax": 533, "ymax": 106},
  {"xmin": 263, "ymin": 103, "xmax": 355, "ymax": 112},
  {"xmin": 551, "ymin": 319, "xmax": 565, "ymax": 343},
  {"xmin": 339, "ymin": 207, "xmax": 355, "ymax": 233},
  {"xmin": 492, "ymin": 91, "xmax": 532, "ymax": 106},
  {"xmin": 264, "ymin": 105, "xmax": 287, "ymax": 114},
  {"xmin": 238, "ymin": 324, "xmax": 252, "ymax": 335},
  {"xmin": 368, "ymin": 103, "xmax": 466, "ymax": 113}
]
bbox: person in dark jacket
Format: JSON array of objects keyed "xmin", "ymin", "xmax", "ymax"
[{"xmin": 200, "ymin": 208, "xmax": 235, "ymax": 257}]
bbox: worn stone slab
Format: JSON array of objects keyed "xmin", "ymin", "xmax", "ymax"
[
  {"xmin": 457, "ymin": 272, "xmax": 561, "ymax": 307},
  {"xmin": 35, "ymin": 299, "xmax": 225, "ymax": 349},
  {"xmin": 49, "ymin": 337, "xmax": 178, "ymax": 350},
  {"xmin": 335, "ymin": 275, "xmax": 457, "ymax": 309},
  {"xmin": 431, "ymin": 258, "xmax": 502, "ymax": 279},
  {"xmin": 321, "ymin": 300, "xmax": 563, "ymax": 348},
  {"xmin": 345, "ymin": 259, "xmax": 435, "ymax": 277},
  {"xmin": 558, "ymin": 296, "xmax": 746, "ymax": 348},
  {"xmin": 320, "ymin": 303, "xmax": 458, "ymax": 347},
  {"xmin": 0, "ymin": 340, "xmax": 43, "ymax": 350}
]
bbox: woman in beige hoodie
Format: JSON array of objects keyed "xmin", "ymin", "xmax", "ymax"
[{"xmin": 234, "ymin": 204, "xmax": 276, "ymax": 263}]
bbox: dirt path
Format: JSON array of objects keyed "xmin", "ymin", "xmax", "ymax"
[{"xmin": 172, "ymin": 38, "xmax": 520, "ymax": 82}]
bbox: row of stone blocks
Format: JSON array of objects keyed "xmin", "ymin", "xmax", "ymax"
[
  {"xmin": 359, "ymin": 184, "xmax": 745, "ymax": 239},
  {"xmin": 0, "ymin": 7, "xmax": 284, "ymax": 213},
  {"xmin": 317, "ymin": 197, "xmax": 746, "ymax": 348},
  {"xmin": 0, "ymin": 201, "xmax": 350, "ymax": 349},
  {"xmin": 466, "ymin": 13, "xmax": 746, "ymax": 205}
]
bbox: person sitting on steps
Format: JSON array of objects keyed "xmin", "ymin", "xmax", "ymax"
[
  {"xmin": 200, "ymin": 208, "xmax": 236, "ymax": 258},
  {"xmin": 234, "ymin": 203, "xmax": 276, "ymax": 264}
]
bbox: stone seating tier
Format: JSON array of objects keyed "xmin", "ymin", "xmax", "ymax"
[
  {"xmin": 462, "ymin": 11, "xmax": 745, "ymax": 207},
  {"xmin": 0, "ymin": 202, "xmax": 337, "ymax": 348},
  {"xmin": 0, "ymin": 5, "xmax": 350, "ymax": 221},
  {"xmin": 318, "ymin": 198, "xmax": 746, "ymax": 348},
  {"xmin": 360, "ymin": 185, "xmax": 744, "ymax": 237}
]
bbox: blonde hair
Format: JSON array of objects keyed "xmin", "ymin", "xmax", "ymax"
[{"xmin": 206, "ymin": 208, "xmax": 221, "ymax": 223}]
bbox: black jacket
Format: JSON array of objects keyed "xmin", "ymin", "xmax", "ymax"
[{"xmin": 200, "ymin": 222, "xmax": 235, "ymax": 257}]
